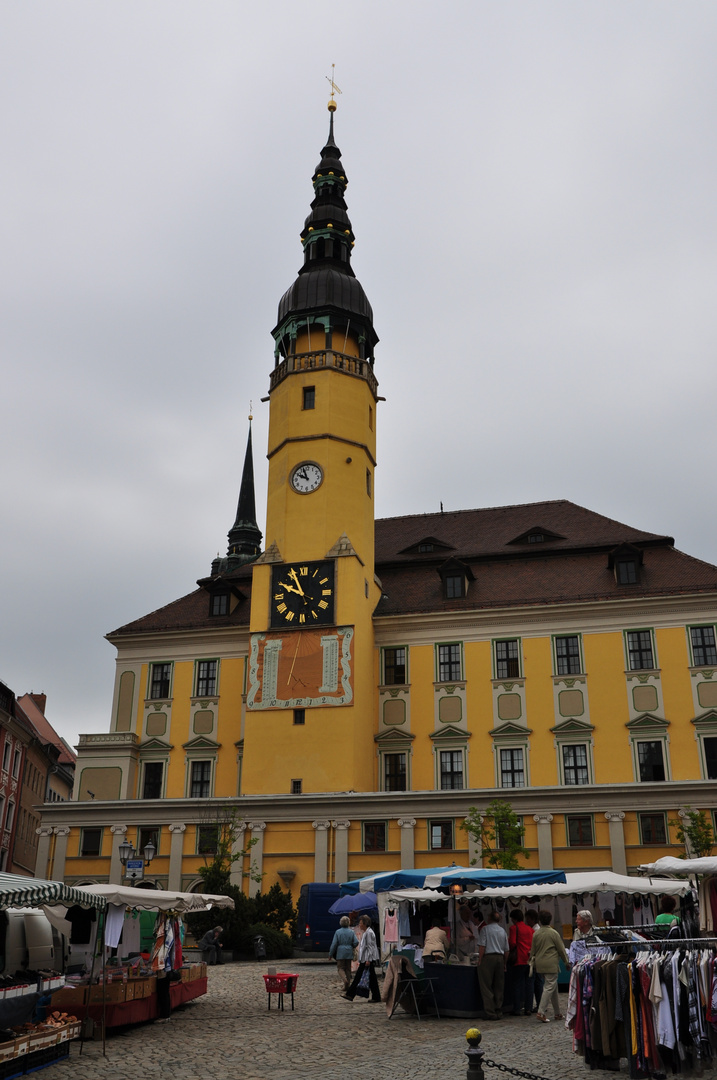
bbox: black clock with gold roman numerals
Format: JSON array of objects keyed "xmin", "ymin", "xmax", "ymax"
[{"xmin": 270, "ymin": 560, "xmax": 335, "ymax": 629}]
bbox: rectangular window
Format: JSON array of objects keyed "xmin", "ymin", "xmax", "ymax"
[
  {"xmin": 438, "ymin": 643, "xmax": 462, "ymax": 682},
  {"xmin": 639, "ymin": 812, "xmax": 667, "ymax": 845},
  {"xmin": 562, "ymin": 744, "xmax": 589, "ymax": 785},
  {"xmin": 293, "ymin": 709, "xmax": 305, "ymax": 725},
  {"xmin": 617, "ymin": 560, "xmax": 638, "ymax": 584},
  {"xmin": 302, "ymin": 386, "xmax": 315, "ymax": 410},
  {"xmin": 6, "ymin": 803, "xmax": 15, "ymax": 830},
  {"xmin": 567, "ymin": 815, "xmax": 593, "ymax": 847},
  {"xmin": 384, "ymin": 647, "xmax": 406, "ymax": 685},
  {"xmin": 384, "ymin": 753, "xmax": 407, "ymax": 792},
  {"xmin": 439, "ymin": 750, "xmax": 464, "ymax": 790},
  {"xmin": 627, "ymin": 631, "xmax": 654, "ymax": 671},
  {"xmin": 500, "ymin": 747, "xmax": 525, "ymax": 788},
  {"xmin": 197, "ymin": 825, "xmax": 219, "ymax": 855},
  {"xmin": 291, "ymin": 779, "xmax": 303, "ymax": 795},
  {"xmin": 691, "ymin": 626, "xmax": 717, "ymax": 667},
  {"xmin": 196, "ymin": 660, "xmax": 217, "ymax": 697},
  {"xmin": 555, "ymin": 635, "xmax": 581, "ymax": 675},
  {"xmin": 366, "ymin": 468, "xmax": 371, "ymax": 496},
  {"xmin": 142, "ymin": 761, "xmax": 164, "ymax": 800},
  {"xmin": 495, "ymin": 639, "xmax": 520, "ymax": 679},
  {"xmin": 430, "ymin": 820, "xmax": 454, "ymax": 850},
  {"xmin": 445, "ymin": 575, "xmax": 463, "ymax": 599},
  {"xmin": 363, "ymin": 821, "xmax": 386, "ymax": 852},
  {"xmin": 210, "ymin": 594, "xmax": 229, "ymax": 616},
  {"xmin": 12, "ymin": 750, "xmax": 21, "ymax": 779},
  {"xmin": 80, "ymin": 828, "xmax": 103, "ymax": 857},
  {"xmin": 138, "ymin": 826, "xmax": 160, "ymax": 854},
  {"xmin": 704, "ymin": 737, "xmax": 717, "ymax": 780},
  {"xmin": 150, "ymin": 663, "xmax": 172, "ymax": 699},
  {"xmin": 190, "ymin": 760, "xmax": 211, "ymax": 798},
  {"xmin": 2, "ymin": 743, "xmax": 10, "ymax": 772},
  {"xmin": 637, "ymin": 740, "xmax": 666, "ymax": 782}
]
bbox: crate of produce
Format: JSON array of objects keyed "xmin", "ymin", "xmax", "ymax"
[
  {"xmin": 27, "ymin": 1029, "xmax": 58, "ymax": 1052},
  {"xmin": 0, "ymin": 1042, "xmax": 16, "ymax": 1064},
  {"xmin": 262, "ymin": 973, "xmax": 299, "ymax": 994}
]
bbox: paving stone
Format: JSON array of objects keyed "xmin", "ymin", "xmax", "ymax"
[{"xmin": 33, "ymin": 961, "xmax": 717, "ymax": 1079}]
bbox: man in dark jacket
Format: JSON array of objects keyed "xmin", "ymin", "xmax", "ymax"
[{"xmin": 199, "ymin": 925, "xmax": 224, "ymax": 965}]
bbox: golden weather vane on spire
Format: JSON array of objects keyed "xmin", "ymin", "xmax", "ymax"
[{"xmin": 325, "ymin": 64, "xmax": 342, "ymax": 112}]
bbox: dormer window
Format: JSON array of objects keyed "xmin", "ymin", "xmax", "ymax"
[
  {"xmin": 418, "ymin": 543, "xmax": 433, "ymax": 553},
  {"xmin": 616, "ymin": 559, "xmax": 638, "ymax": 585},
  {"xmin": 210, "ymin": 594, "xmax": 229, "ymax": 616},
  {"xmin": 445, "ymin": 574, "xmax": 464, "ymax": 599},
  {"xmin": 527, "ymin": 532, "xmax": 545, "ymax": 544}
]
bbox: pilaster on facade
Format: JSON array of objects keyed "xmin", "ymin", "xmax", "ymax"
[
  {"xmin": 332, "ymin": 819, "xmax": 351, "ymax": 885},
  {"xmin": 168, "ymin": 823, "xmax": 186, "ymax": 891},
  {"xmin": 34, "ymin": 826, "xmax": 54, "ymax": 878},
  {"xmin": 312, "ymin": 819, "xmax": 331, "ymax": 883},
  {"xmin": 230, "ymin": 820, "xmax": 248, "ymax": 890},
  {"xmin": 532, "ymin": 813, "xmax": 554, "ymax": 871},
  {"xmin": 51, "ymin": 826, "xmax": 71, "ymax": 881},
  {"xmin": 397, "ymin": 817, "xmax": 417, "ymax": 870},
  {"xmin": 604, "ymin": 811, "xmax": 627, "ymax": 876},
  {"xmin": 109, "ymin": 824, "xmax": 128, "ymax": 885},
  {"xmin": 247, "ymin": 821, "xmax": 266, "ymax": 885}
]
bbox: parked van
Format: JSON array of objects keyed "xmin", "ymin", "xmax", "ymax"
[
  {"xmin": 0, "ymin": 909, "xmax": 64, "ymax": 975},
  {"xmin": 295, "ymin": 883, "xmax": 341, "ymax": 952}
]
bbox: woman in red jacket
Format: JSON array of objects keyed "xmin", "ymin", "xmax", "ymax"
[{"xmin": 508, "ymin": 909, "xmax": 534, "ymax": 1017}]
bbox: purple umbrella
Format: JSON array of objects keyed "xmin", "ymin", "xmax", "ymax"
[{"xmin": 328, "ymin": 891, "xmax": 378, "ymax": 915}]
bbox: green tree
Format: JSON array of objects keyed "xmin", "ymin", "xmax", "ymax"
[
  {"xmin": 669, "ymin": 807, "xmax": 715, "ymax": 858},
  {"xmin": 462, "ymin": 799, "xmax": 529, "ymax": 870}
]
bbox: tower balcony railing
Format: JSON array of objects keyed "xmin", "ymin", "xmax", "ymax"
[{"xmin": 270, "ymin": 350, "xmax": 378, "ymax": 397}]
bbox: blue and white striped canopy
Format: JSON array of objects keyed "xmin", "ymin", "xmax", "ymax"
[
  {"xmin": 0, "ymin": 872, "xmax": 107, "ymax": 910},
  {"xmin": 340, "ymin": 865, "xmax": 566, "ymax": 895}
]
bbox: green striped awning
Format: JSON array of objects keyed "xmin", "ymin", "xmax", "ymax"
[{"xmin": 0, "ymin": 872, "xmax": 107, "ymax": 910}]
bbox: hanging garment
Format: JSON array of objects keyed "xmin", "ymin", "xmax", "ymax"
[
  {"xmin": 105, "ymin": 904, "xmax": 125, "ymax": 949},
  {"xmin": 383, "ymin": 908, "xmax": 399, "ymax": 943},
  {"xmin": 121, "ymin": 911, "xmax": 141, "ymax": 956}
]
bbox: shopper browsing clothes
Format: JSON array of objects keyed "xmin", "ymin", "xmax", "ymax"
[
  {"xmin": 329, "ymin": 916, "xmax": 359, "ymax": 991},
  {"xmin": 342, "ymin": 915, "xmax": 381, "ymax": 1003},
  {"xmin": 529, "ymin": 911, "xmax": 569, "ymax": 1023},
  {"xmin": 477, "ymin": 911, "xmax": 509, "ymax": 1021},
  {"xmin": 507, "ymin": 909, "xmax": 534, "ymax": 1016},
  {"xmin": 524, "ymin": 909, "xmax": 542, "ymax": 1012}
]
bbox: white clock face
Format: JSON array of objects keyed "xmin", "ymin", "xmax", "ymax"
[{"xmin": 290, "ymin": 461, "xmax": 323, "ymax": 494}]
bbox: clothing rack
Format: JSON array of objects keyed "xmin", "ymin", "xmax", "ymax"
[{"xmin": 586, "ymin": 936, "xmax": 717, "ymax": 951}]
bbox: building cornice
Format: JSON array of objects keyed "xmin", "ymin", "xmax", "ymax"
[{"xmin": 35, "ymin": 778, "xmax": 717, "ymax": 827}]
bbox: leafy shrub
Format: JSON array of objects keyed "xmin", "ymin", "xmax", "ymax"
[{"xmin": 237, "ymin": 923, "xmax": 293, "ymax": 960}]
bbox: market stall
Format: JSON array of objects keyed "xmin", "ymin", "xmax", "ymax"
[
  {"xmin": 638, "ymin": 855, "xmax": 717, "ymax": 931},
  {"xmin": 0, "ymin": 871, "xmax": 107, "ymax": 1074},
  {"xmin": 48, "ymin": 883, "xmax": 234, "ymax": 1034}
]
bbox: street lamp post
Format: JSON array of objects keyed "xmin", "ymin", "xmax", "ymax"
[{"xmin": 118, "ymin": 836, "xmax": 156, "ymax": 882}]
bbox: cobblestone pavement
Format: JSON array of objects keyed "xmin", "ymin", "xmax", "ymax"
[{"xmin": 33, "ymin": 962, "xmax": 625, "ymax": 1080}]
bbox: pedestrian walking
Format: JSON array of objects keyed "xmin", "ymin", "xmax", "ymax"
[
  {"xmin": 477, "ymin": 911, "xmax": 509, "ymax": 1020},
  {"xmin": 529, "ymin": 910, "xmax": 568, "ymax": 1023},
  {"xmin": 329, "ymin": 916, "xmax": 359, "ymax": 991},
  {"xmin": 342, "ymin": 915, "xmax": 381, "ymax": 1003},
  {"xmin": 507, "ymin": 909, "xmax": 533, "ymax": 1016}
]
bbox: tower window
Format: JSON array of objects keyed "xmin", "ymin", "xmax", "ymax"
[
  {"xmin": 303, "ymin": 386, "xmax": 315, "ymax": 410},
  {"xmin": 368, "ymin": 406, "xmax": 373, "ymax": 430},
  {"xmin": 291, "ymin": 779, "xmax": 303, "ymax": 794},
  {"xmin": 383, "ymin": 648, "xmax": 406, "ymax": 685},
  {"xmin": 293, "ymin": 709, "xmax": 305, "ymax": 726},
  {"xmin": 190, "ymin": 761, "xmax": 212, "ymax": 798},
  {"xmin": 196, "ymin": 660, "xmax": 217, "ymax": 697},
  {"xmin": 384, "ymin": 753, "xmax": 407, "ymax": 792},
  {"xmin": 143, "ymin": 762, "xmax": 164, "ymax": 799},
  {"xmin": 366, "ymin": 469, "xmax": 371, "ymax": 496}
]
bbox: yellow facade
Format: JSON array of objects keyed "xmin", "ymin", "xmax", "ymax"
[{"xmin": 36, "ymin": 108, "xmax": 717, "ymax": 900}]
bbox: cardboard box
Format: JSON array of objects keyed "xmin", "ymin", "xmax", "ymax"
[
  {"xmin": 0, "ymin": 1040, "xmax": 17, "ymax": 1062},
  {"xmin": 50, "ymin": 987, "xmax": 87, "ymax": 1009},
  {"xmin": 14, "ymin": 1036, "xmax": 29, "ymax": 1058},
  {"xmin": 88, "ymin": 983, "xmax": 126, "ymax": 1004},
  {"xmin": 124, "ymin": 982, "xmax": 136, "ymax": 1002},
  {"xmin": 180, "ymin": 968, "xmax": 190, "ymax": 983}
]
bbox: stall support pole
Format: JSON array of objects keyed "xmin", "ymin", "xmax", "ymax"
[{"xmin": 101, "ymin": 911, "xmax": 107, "ymax": 1058}]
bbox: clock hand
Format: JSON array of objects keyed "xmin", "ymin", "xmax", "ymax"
[
  {"xmin": 288, "ymin": 568, "xmax": 305, "ymax": 596},
  {"xmin": 278, "ymin": 580, "xmax": 302, "ymax": 596}
]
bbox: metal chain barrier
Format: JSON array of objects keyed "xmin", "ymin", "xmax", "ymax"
[{"xmin": 483, "ymin": 1058, "xmax": 557, "ymax": 1080}]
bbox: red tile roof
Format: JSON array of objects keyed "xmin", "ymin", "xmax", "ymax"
[
  {"xmin": 15, "ymin": 694, "xmax": 76, "ymax": 765},
  {"xmin": 109, "ymin": 500, "xmax": 717, "ymax": 635}
]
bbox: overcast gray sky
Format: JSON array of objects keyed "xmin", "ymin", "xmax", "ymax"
[{"xmin": 2, "ymin": 2, "xmax": 716, "ymax": 748}]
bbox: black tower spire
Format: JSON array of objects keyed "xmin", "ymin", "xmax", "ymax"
[
  {"xmin": 272, "ymin": 102, "xmax": 378, "ymax": 362},
  {"xmin": 211, "ymin": 418, "xmax": 262, "ymax": 574}
]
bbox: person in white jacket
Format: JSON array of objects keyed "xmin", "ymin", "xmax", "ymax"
[{"xmin": 342, "ymin": 915, "xmax": 381, "ymax": 1003}]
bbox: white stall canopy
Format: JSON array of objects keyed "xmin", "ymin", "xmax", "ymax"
[
  {"xmin": 74, "ymin": 884, "xmax": 235, "ymax": 912},
  {"xmin": 638, "ymin": 857, "xmax": 717, "ymax": 877},
  {"xmin": 455, "ymin": 870, "xmax": 690, "ymax": 901}
]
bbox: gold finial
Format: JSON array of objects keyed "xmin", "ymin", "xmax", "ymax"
[{"xmin": 326, "ymin": 63, "xmax": 342, "ymax": 112}]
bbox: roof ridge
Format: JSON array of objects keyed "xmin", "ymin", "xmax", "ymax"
[{"xmin": 375, "ymin": 499, "xmax": 570, "ymax": 524}]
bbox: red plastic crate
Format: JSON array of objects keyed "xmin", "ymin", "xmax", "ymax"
[{"xmin": 262, "ymin": 973, "xmax": 299, "ymax": 994}]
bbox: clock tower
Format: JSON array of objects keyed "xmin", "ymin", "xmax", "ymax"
[{"xmin": 241, "ymin": 100, "xmax": 381, "ymax": 795}]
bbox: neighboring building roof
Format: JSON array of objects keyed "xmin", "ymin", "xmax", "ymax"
[
  {"xmin": 15, "ymin": 694, "xmax": 76, "ymax": 767},
  {"xmin": 108, "ymin": 499, "xmax": 717, "ymax": 637}
]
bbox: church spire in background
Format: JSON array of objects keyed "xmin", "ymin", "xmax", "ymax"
[{"xmin": 211, "ymin": 413, "xmax": 262, "ymax": 574}]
